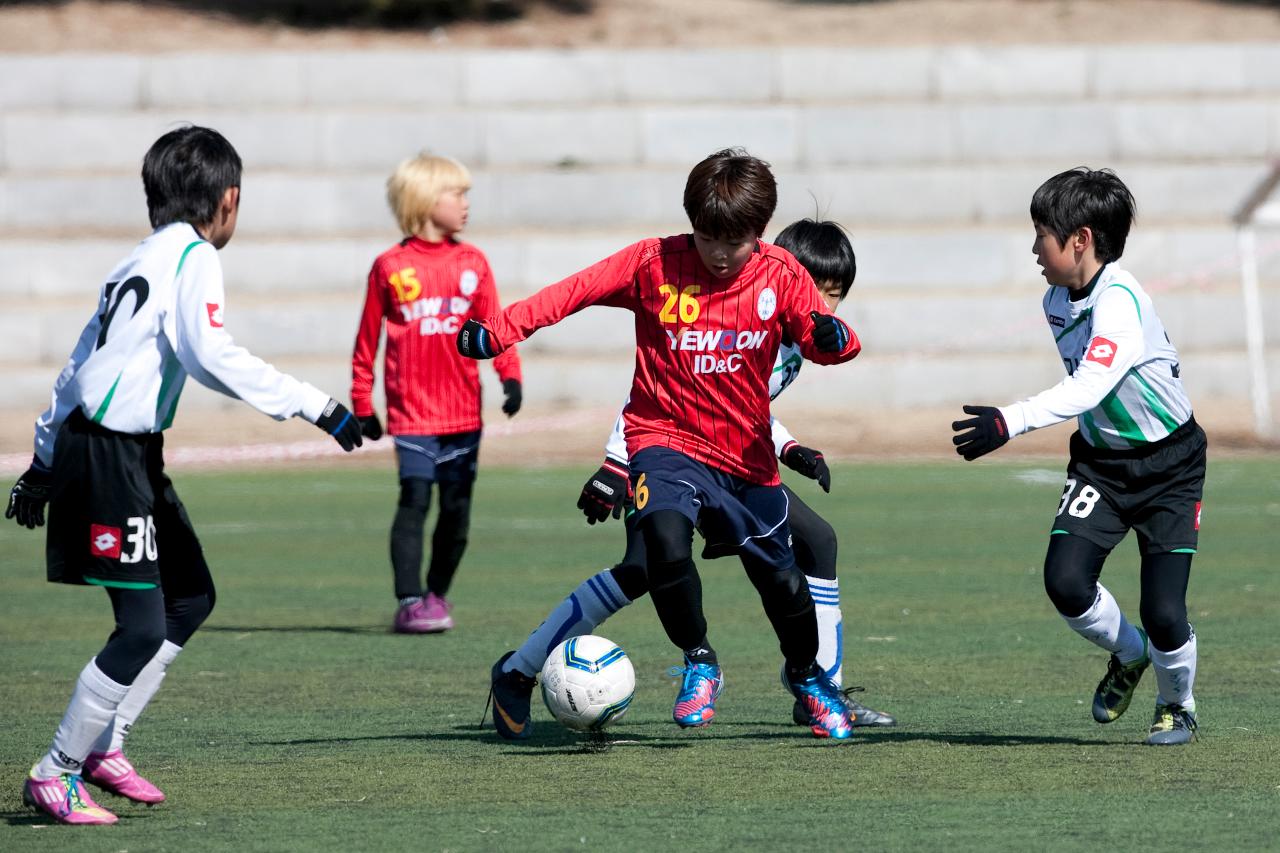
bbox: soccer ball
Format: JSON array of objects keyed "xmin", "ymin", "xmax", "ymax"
[{"xmin": 540, "ymin": 635, "xmax": 636, "ymax": 732}]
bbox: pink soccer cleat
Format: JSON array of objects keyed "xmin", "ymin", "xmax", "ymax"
[
  {"xmin": 393, "ymin": 593, "xmax": 453, "ymax": 633},
  {"xmin": 23, "ymin": 770, "xmax": 119, "ymax": 825},
  {"xmin": 84, "ymin": 750, "xmax": 166, "ymax": 804}
]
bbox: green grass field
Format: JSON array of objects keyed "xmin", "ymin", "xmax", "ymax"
[{"xmin": 1, "ymin": 457, "xmax": 1277, "ymax": 851}]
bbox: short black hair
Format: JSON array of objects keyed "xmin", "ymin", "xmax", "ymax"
[
  {"xmin": 1030, "ymin": 167, "xmax": 1135, "ymax": 264},
  {"xmin": 683, "ymin": 148, "xmax": 777, "ymax": 239},
  {"xmin": 773, "ymin": 219, "xmax": 856, "ymax": 299},
  {"xmin": 142, "ymin": 125, "xmax": 242, "ymax": 230}
]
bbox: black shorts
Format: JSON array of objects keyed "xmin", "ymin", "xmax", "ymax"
[
  {"xmin": 47, "ymin": 410, "xmax": 209, "ymax": 591},
  {"xmin": 1050, "ymin": 417, "xmax": 1207, "ymax": 555}
]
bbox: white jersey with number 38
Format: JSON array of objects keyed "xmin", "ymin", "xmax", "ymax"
[{"xmin": 999, "ymin": 263, "xmax": 1193, "ymax": 450}]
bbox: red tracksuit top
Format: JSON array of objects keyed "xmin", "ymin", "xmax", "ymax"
[
  {"xmin": 352, "ymin": 236, "xmax": 521, "ymax": 436},
  {"xmin": 481, "ymin": 235, "xmax": 859, "ymax": 485}
]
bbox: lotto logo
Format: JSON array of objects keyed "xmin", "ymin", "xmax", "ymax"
[
  {"xmin": 90, "ymin": 524, "xmax": 123, "ymax": 559},
  {"xmin": 206, "ymin": 303, "xmax": 224, "ymax": 327},
  {"xmin": 1195, "ymin": 501, "xmax": 1202, "ymax": 530},
  {"xmin": 1085, "ymin": 337, "xmax": 1117, "ymax": 367}
]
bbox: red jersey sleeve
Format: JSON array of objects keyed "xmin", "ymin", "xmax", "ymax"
[
  {"xmin": 482, "ymin": 241, "xmax": 648, "ymax": 353},
  {"xmin": 350, "ymin": 261, "xmax": 389, "ymax": 417},
  {"xmin": 780, "ymin": 265, "xmax": 861, "ymax": 365},
  {"xmin": 469, "ymin": 256, "xmax": 522, "ymax": 383}
]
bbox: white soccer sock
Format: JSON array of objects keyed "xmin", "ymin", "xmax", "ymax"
[
  {"xmin": 1152, "ymin": 630, "xmax": 1197, "ymax": 710},
  {"xmin": 1061, "ymin": 583, "xmax": 1146, "ymax": 664},
  {"xmin": 807, "ymin": 575, "xmax": 844, "ymax": 687},
  {"xmin": 506, "ymin": 570, "xmax": 632, "ymax": 678},
  {"xmin": 33, "ymin": 659, "xmax": 129, "ymax": 779},
  {"xmin": 92, "ymin": 640, "xmax": 182, "ymax": 756}
]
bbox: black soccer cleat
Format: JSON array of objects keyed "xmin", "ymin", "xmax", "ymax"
[{"xmin": 489, "ymin": 651, "xmax": 536, "ymax": 740}]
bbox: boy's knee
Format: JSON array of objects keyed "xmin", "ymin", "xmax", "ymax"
[
  {"xmin": 640, "ymin": 511, "xmax": 693, "ymax": 564},
  {"xmin": 1043, "ymin": 535, "xmax": 1106, "ymax": 617},
  {"xmin": 1140, "ymin": 597, "xmax": 1190, "ymax": 651},
  {"xmin": 397, "ymin": 478, "xmax": 431, "ymax": 512}
]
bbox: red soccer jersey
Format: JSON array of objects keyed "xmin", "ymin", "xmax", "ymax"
[
  {"xmin": 351, "ymin": 236, "xmax": 521, "ymax": 436},
  {"xmin": 483, "ymin": 235, "xmax": 859, "ymax": 485}
]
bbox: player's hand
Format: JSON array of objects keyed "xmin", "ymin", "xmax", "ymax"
[
  {"xmin": 315, "ymin": 398, "xmax": 363, "ymax": 452},
  {"xmin": 810, "ymin": 310, "xmax": 852, "ymax": 353},
  {"xmin": 456, "ymin": 319, "xmax": 497, "ymax": 360},
  {"xmin": 781, "ymin": 442, "xmax": 831, "ymax": 493},
  {"xmin": 501, "ymin": 379, "xmax": 522, "ymax": 417},
  {"xmin": 951, "ymin": 405, "xmax": 1009, "ymax": 461},
  {"xmin": 6, "ymin": 460, "xmax": 53, "ymax": 529},
  {"xmin": 358, "ymin": 413, "xmax": 383, "ymax": 441},
  {"xmin": 577, "ymin": 460, "xmax": 630, "ymax": 524}
]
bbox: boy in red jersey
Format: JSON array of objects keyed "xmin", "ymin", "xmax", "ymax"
[
  {"xmin": 459, "ymin": 149, "xmax": 862, "ymax": 739},
  {"xmin": 352, "ymin": 152, "xmax": 522, "ymax": 634}
]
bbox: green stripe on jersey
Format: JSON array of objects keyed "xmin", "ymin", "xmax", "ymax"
[
  {"xmin": 1099, "ymin": 384, "xmax": 1147, "ymax": 446},
  {"xmin": 176, "ymin": 240, "xmax": 205, "ymax": 277},
  {"xmin": 1130, "ymin": 369, "xmax": 1182, "ymax": 433},
  {"xmin": 156, "ymin": 359, "xmax": 183, "ymax": 430},
  {"xmin": 1055, "ymin": 309, "xmax": 1092, "ymax": 343},
  {"xmin": 1108, "ymin": 284, "xmax": 1142, "ymax": 322},
  {"xmin": 85, "ymin": 577, "xmax": 159, "ymax": 590},
  {"xmin": 1080, "ymin": 411, "xmax": 1108, "ymax": 448},
  {"xmin": 1051, "ymin": 529, "xmax": 1071, "ymax": 535},
  {"xmin": 91, "ymin": 372, "xmax": 123, "ymax": 423}
]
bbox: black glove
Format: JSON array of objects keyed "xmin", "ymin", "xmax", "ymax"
[
  {"xmin": 781, "ymin": 442, "xmax": 831, "ymax": 493},
  {"xmin": 315, "ymin": 398, "xmax": 363, "ymax": 452},
  {"xmin": 6, "ymin": 460, "xmax": 53, "ymax": 529},
  {"xmin": 358, "ymin": 413, "xmax": 383, "ymax": 441},
  {"xmin": 501, "ymin": 379, "xmax": 522, "ymax": 417},
  {"xmin": 456, "ymin": 319, "xmax": 497, "ymax": 360},
  {"xmin": 576, "ymin": 461, "xmax": 630, "ymax": 524},
  {"xmin": 951, "ymin": 405, "xmax": 1009, "ymax": 461},
  {"xmin": 810, "ymin": 310, "xmax": 851, "ymax": 354}
]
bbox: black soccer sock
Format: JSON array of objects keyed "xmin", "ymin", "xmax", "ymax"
[
  {"xmin": 96, "ymin": 586, "xmax": 167, "ymax": 686},
  {"xmin": 648, "ymin": 556, "xmax": 715, "ymax": 662},
  {"xmin": 425, "ymin": 480, "xmax": 473, "ymax": 598},
  {"xmin": 1139, "ymin": 551, "xmax": 1194, "ymax": 650},
  {"xmin": 743, "ymin": 554, "xmax": 819, "ymax": 673},
  {"xmin": 391, "ymin": 478, "xmax": 431, "ymax": 600},
  {"xmin": 785, "ymin": 486, "xmax": 838, "ymax": 581}
]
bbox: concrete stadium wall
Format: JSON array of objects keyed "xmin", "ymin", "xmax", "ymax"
[{"xmin": 2, "ymin": 45, "xmax": 1279, "ymax": 421}]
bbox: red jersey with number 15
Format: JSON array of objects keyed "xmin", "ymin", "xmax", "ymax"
[
  {"xmin": 482, "ymin": 235, "xmax": 859, "ymax": 485},
  {"xmin": 351, "ymin": 237, "xmax": 521, "ymax": 436}
]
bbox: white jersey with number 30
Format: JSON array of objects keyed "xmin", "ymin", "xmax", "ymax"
[
  {"xmin": 33, "ymin": 222, "xmax": 329, "ymax": 466},
  {"xmin": 999, "ymin": 263, "xmax": 1193, "ymax": 450}
]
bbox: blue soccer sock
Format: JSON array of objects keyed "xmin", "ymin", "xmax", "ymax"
[{"xmin": 506, "ymin": 570, "xmax": 632, "ymax": 678}]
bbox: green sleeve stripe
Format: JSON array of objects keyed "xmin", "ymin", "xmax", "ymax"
[
  {"xmin": 91, "ymin": 372, "xmax": 123, "ymax": 424},
  {"xmin": 1080, "ymin": 411, "xmax": 1108, "ymax": 448},
  {"xmin": 176, "ymin": 240, "xmax": 205, "ymax": 278},
  {"xmin": 1129, "ymin": 369, "xmax": 1182, "ymax": 433},
  {"xmin": 1170, "ymin": 548, "xmax": 1198, "ymax": 554},
  {"xmin": 1050, "ymin": 529, "xmax": 1071, "ymax": 535},
  {"xmin": 85, "ymin": 577, "xmax": 159, "ymax": 590},
  {"xmin": 1054, "ymin": 308, "xmax": 1092, "ymax": 342},
  {"xmin": 1106, "ymin": 284, "xmax": 1142, "ymax": 322}
]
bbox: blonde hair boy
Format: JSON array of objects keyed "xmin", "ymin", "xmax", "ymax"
[{"xmin": 386, "ymin": 153, "xmax": 471, "ymax": 237}]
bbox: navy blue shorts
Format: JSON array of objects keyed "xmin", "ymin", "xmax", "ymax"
[
  {"xmin": 629, "ymin": 446, "xmax": 793, "ymax": 566},
  {"xmin": 394, "ymin": 431, "xmax": 481, "ymax": 483}
]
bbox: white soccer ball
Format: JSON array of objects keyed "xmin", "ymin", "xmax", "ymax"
[{"xmin": 540, "ymin": 635, "xmax": 636, "ymax": 732}]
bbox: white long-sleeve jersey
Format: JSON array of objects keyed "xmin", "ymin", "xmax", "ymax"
[
  {"xmin": 33, "ymin": 223, "xmax": 330, "ymax": 467},
  {"xmin": 998, "ymin": 263, "xmax": 1193, "ymax": 450},
  {"xmin": 605, "ymin": 339, "xmax": 804, "ymax": 466}
]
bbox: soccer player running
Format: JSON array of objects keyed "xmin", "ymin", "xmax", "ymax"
[
  {"xmin": 5, "ymin": 125, "xmax": 364, "ymax": 826},
  {"xmin": 488, "ymin": 219, "xmax": 896, "ymax": 739},
  {"xmin": 459, "ymin": 149, "xmax": 862, "ymax": 739},
  {"xmin": 351, "ymin": 152, "xmax": 522, "ymax": 634},
  {"xmin": 951, "ymin": 167, "xmax": 1206, "ymax": 746}
]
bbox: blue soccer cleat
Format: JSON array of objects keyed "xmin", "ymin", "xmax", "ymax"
[
  {"xmin": 788, "ymin": 665, "xmax": 855, "ymax": 740},
  {"xmin": 669, "ymin": 657, "xmax": 724, "ymax": 728}
]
